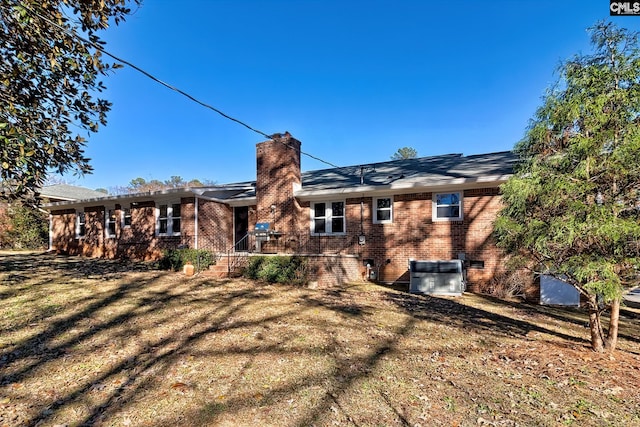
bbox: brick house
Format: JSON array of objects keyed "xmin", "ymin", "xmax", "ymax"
[{"xmin": 45, "ymin": 133, "xmax": 518, "ymax": 288}]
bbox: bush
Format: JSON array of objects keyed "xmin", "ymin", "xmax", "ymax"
[
  {"xmin": 0, "ymin": 202, "xmax": 48, "ymax": 249},
  {"xmin": 243, "ymin": 256, "xmax": 265, "ymax": 279},
  {"xmin": 157, "ymin": 248, "xmax": 215, "ymax": 272},
  {"xmin": 479, "ymin": 269, "xmax": 532, "ymax": 300},
  {"xmin": 243, "ymin": 256, "xmax": 308, "ymax": 285}
]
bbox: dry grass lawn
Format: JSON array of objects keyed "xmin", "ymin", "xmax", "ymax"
[{"xmin": 1, "ymin": 251, "xmax": 639, "ymax": 427}]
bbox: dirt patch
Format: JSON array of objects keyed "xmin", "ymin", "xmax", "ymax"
[{"xmin": 1, "ymin": 252, "xmax": 639, "ymax": 426}]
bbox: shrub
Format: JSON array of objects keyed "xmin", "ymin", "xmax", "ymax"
[
  {"xmin": 0, "ymin": 202, "xmax": 48, "ymax": 249},
  {"xmin": 243, "ymin": 256, "xmax": 308, "ymax": 285},
  {"xmin": 157, "ymin": 248, "xmax": 215, "ymax": 272},
  {"xmin": 479, "ymin": 269, "xmax": 532, "ymax": 300},
  {"xmin": 243, "ymin": 256, "xmax": 265, "ymax": 279}
]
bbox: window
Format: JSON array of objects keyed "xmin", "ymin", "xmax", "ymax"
[
  {"xmin": 311, "ymin": 201, "xmax": 345, "ymax": 234},
  {"xmin": 157, "ymin": 202, "xmax": 181, "ymax": 236},
  {"xmin": 433, "ymin": 192, "xmax": 463, "ymax": 221},
  {"xmin": 75, "ymin": 211, "xmax": 86, "ymax": 239},
  {"xmin": 373, "ymin": 197, "xmax": 393, "ymax": 224},
  {"xmin": 122, "ymin": 207, "xmax": 132, "ymax": 228},
  {"xmin": 105, "ymin": 208, "xmax": 117, "ymax": 238}
]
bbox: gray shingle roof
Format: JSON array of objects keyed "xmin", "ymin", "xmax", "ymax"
[
  {"xmin": 39, "ymin": 184, "xmax": 108, "ymax": 202},
  {"xmin": 192, "ymin": 182, "xmax": 256, "ymax": 202},
  {"xmin": 297, "ymin": 151, "xmax": 518, "ymax": 195},
  {"xmin": 43, "ymin": 151, "xmax": 518, "ymax": 208}
]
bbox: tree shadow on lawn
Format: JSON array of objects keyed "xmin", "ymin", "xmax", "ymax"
[
  {"xmin": 0, "ymin": 251, "xmax": 160, "ymax": 335},
  {"xmin": 153, "ymin": 288, "xmax": 604, "ymax": 426},
  {"xmin": 149, "ymin": 289, "xmax": 415, "ymax": 427},
  {"xmin": 2, "ymin": 253, "xmax": 633, "ymax": 426},
  {"xmin": 468, "ymin": 292, "xmax": 640, "ymax": 348},
  {"xmin": 1, "ymin": 254, "xmax": 412, "ymax": 426},
  {"xmin": 301, "ymin": 287, "xmax": 369, "ymax": 317},
  {"xmin": 0, "ymin": 251, "xmax": 154, "ymax": 302},
  {"xmin": 0, "ymin": 251, "xmax": 153, "ymax": 279},
  {"xmin": 384, "ymin": 291, "xmax": 588, "ymax": 346},
  {"xmin": 1, "ymin": 281, "xmax": 254, "ymax": 425}
]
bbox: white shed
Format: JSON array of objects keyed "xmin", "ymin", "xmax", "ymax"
[{"xmin": 540, "ymin": 275, "xmax": 580, "ymax": 306}]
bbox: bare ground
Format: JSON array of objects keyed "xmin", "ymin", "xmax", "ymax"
[{"xmin": 0, "ymin": 251, "xmax": 639, "ymax": 427}]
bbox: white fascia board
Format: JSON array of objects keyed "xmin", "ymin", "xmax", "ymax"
[
  {"xmin": 190, "ymin": 185, "xmax": 255, "ymax": 194},
  {"xmin": 43, "ymin": 188, "xmax": 200, "ymax": 210},
  {"xmin": 194, "ymin": 194, "xmax": 256, "ymax": 206},
  {"xmin": 226, "ymin": 197, "xmax": 257, "ymax": 207},
  {"xmin": 41, "ymin": 196, "xmax": 77, "ymax": 202},
  {"xmin": 294, "ymin": 175, "xmax": 511, "ymax": 201}
]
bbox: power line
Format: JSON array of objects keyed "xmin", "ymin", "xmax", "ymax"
[{"xmin": 20, "ymin": 3, "xmax": 341, "ymax": 169}]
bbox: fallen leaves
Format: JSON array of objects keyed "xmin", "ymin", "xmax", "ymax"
[
  {"xmin": 170, "ymin": 382, "xmax": 190, "ymax": 393},
  {"xmin": 1, "ymin": 253, "xmax": 639, "ymax": 427}
]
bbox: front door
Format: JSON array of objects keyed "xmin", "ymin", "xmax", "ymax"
[{"xmin": 234, "ymin": 207, "xmax": 249, "ymax": 251}]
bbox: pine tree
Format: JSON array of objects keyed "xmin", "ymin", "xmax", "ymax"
[
  {"xmin": 391, "ymin": 147, "xmax": 418, "ymax": 160},
  {"xmin": 495, "ymin": 22, "xmax": 640, "ymax": 352}
]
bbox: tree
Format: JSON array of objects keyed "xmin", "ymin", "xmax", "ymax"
[
  {"xmin": 0, "ymin": 199, "xmax": 48, "ymax": 249},
  {"xmin": 495, "ymin": 22, "xmax": 640, "ymax": 353},
  {"xmin": 0, "ymin": 0, "xmax": 139, "ymax": 202},
  {"xmin": 119, "ymin": 176, "xmax": 211, "ymax": 194},
  {"xmin": 391, "ymin": 147, "xmax": 418, "ymax": 160}
]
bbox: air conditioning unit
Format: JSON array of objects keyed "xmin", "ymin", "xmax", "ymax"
[{"xmin": 409, "ymin": 260, "xmax": 465, "ymax": 296}]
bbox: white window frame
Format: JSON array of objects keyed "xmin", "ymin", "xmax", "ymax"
[
  {"xmin": 156, "ymin": 202, "xmax": 181, "ymax": 236},
  {"xmin": 75, "ymin": 210, "xmax": 86, "ymax": 239},
  {"xmin": 373, "ymin": 197, "xmax": 393, "ymax": 224},
  {"xmin": 432, "ymin": 192, "xmax": 463, "ymax": 221},
  {"xmin": 310, "ymin": 201, "xmax": 346, "ymax": 235},
  {"xmin": 121, "ymin": 206, "xmax": 132, "ymax": 229},
  {"xmin": 105, "ymin": 207, "xmax": 117, "ymax": 239}
]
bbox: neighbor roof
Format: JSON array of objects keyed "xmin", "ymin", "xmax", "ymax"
[{"xmin": 39, "ymin": 184, "xmax": 109, "ymax": 202}]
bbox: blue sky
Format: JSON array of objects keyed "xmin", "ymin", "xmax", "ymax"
[{"xmin": 64, "ymin": 0, "xmax": 640, "ymax": 192}]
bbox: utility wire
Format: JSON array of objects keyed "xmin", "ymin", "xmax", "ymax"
[{"xmin": 21, "ymin": 3, "xmax": 341, "ymax": 169}]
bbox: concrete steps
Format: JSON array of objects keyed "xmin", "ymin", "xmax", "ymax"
[{"xmin": 200, "ymin": 254, "xmax": 247, "ymax": 278}]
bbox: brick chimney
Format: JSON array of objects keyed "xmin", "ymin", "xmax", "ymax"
[{"xmin": 255, "ymin": 132, "xmax": 302, "ymax": 237}]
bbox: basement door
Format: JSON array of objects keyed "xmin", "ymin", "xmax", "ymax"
[{"xmin": 234, "ymin": 206, "xmax": 249, "ymax": 251}]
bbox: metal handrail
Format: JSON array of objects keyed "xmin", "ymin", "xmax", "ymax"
[{"xmin": 226, "ymin": 233, "xmax": 251, "ymax": 276}]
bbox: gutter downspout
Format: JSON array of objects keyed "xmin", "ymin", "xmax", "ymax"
[
  {"xmin": 37, "ymin": 206, "xmax": 53, "ymax": 252},
  {"xmin": 48, "ymin": 213, "xmax": 53, "ymax": 252},
  {"xmin": 194, "ymin": 196, "xmax": 199, "ymax": 250}
]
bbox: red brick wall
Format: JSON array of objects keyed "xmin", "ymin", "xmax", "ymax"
[
  {"xmin": 115, "ymin": 201, "xmax": 162, "ymax": 260},
  {"xmin": 255, "ymin": 133, "xmax": 305, "ymax": 253},
  {"xmin": 300, "ymin": 255, "xmax": 362, "ymax": 288},
  {"xmin": 269, "ymin": 188, "xmax": 507, "ymax": 289},
  {"xmin": 50, "ymin": 197, "xmax": 218, "ymax": 261},
  {"xmin": 50, "ymin": 206, "xmax": 106, "ymax": 257},
  {"xmin": 354, "ymin": 189, "xmax": 506, "ymax": 288},
  {"xmin": 195, "ymin": 199, "xmax": 234, "ymax": 252},
  {"xmin": 461, "ymin": 188, "xmax": 505, "ymax": 288},
  {"xmin": 50, "ymin": 208, "xmax": 78, "ymax": 255},
  {"xmin": 82, "ymin": 206, "xmax": 104, "ymax": 257},
  {"xmin": 0, "ymin": 202, "xmax": 10, "ymax": 247}
]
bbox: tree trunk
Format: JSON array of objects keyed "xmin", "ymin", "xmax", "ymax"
[
  {"xmin": 604, "ymin": 298, "xmax": 621, "ymax": 352},
  {"xmin": 588, "ymin": 295, "xmax": 605, "ymax": 352}
]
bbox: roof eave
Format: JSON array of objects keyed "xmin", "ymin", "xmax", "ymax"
[
  {"xmin": 294, "ymin": 175, "xmax": 511, "ymax": 201},
  {"xmin": 43, "ymin": 184, "xmax": 259, "ymax": 210},
  {"xmin": 226, "ymin": 197, "xmax": 257, "ymax": 207},
  {"xmin": 43, "ymin": 188, "xmax": 200, "ymax": 210}
]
